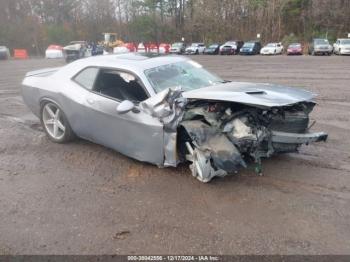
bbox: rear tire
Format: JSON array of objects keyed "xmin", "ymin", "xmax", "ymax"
[{"xmin": 40, "ymin": 101, "xmax": 75, "ymax": 143}]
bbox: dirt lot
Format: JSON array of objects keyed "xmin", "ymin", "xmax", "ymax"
[{"xmin": 0, "ymin": 55, "xmax": 350, "ymax": 255}]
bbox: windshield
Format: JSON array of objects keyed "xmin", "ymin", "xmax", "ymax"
[
  {"xmin": 209, "ymin": 44, "xmax": 218, "ymax": 48},
  {"xmin": 145, "ymin": 61, "xmax": 224, "ymax": 93},
  {"xmin": 315, "ymin": 39, "xmax": 329, "ymax": 45},
  {"xmin": 266, "ymin": 43, "xmax": 276, "ymax": 47},
  {"xmin": 243, "ymin": 42, "xmax": 254, "ymax": 48},
  {"xmin": 225, "ymin": 42, "xmax": 237, "ymax": 45},
  {"xmin": 340, "ymin": 39, "xmax": 350, "ymax": 45},
  {"xmin": 289, "ymin": 43, "xmax": 301, "ymax": 48},
  {"xmin": 191, "ymin": 43, "xmax": 199, "ymax": 47},
  {"xmin": 172, "ymin": 43, "xmax": 182, "ymax": 47}
]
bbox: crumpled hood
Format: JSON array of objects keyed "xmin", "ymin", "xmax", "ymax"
[{"xmin": 182, "ymin": 82, "xmax": 315, "ymax": 108}]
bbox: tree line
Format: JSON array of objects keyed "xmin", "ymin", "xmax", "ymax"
[{"xmin": 0, "ymin": 0, "xmax": 349, "ymax": 54}]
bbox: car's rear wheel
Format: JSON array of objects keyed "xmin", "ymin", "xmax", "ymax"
[{"xmin": 41, "ymin": 102, "xmax": 75, "ymax": 143}]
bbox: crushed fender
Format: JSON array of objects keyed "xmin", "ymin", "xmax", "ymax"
[{"xmin": 141, "ymin": 88, "xmax": 327, "ymax": 183}]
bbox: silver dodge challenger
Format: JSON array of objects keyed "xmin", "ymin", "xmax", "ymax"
[{"xmin": 22, "ymin": 53, "xmax": 327, "ymax": 182}]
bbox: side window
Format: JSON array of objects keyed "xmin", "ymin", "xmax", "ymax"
[
  {"xmin": 93, "ymin": 69, "xmax": 148, "ymax": 103},
  {"xmin": 74, "ymin": 67, "xmax": 99, "ymax": 90}
]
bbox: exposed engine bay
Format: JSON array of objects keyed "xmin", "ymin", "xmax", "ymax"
[
  {"xmin": 140, "ymin": 87, "xmax": 328, "ymax": 183},
  {"xmin": 177, "ymin": 100, "xmax": 327, "ymax": 182}
]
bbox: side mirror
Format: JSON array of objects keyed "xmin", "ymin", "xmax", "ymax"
[{"xmin": 116, "ymin": 100, "xmax": 135, "ymax": 114}]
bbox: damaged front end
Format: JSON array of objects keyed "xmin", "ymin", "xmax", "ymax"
[
  {"xmin": 141, "ymin": 88, "xmax": 328, "ymax": 183},
  {"xmin": 179, "ymin": 100, "xmax": 327, "ymax": 182}
]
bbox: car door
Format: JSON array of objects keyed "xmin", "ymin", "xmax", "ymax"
[{"xmin": 83, "ymin": 68, "xmax": 165, "ymax": 165}]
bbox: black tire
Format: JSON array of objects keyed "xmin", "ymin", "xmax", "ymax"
[{"xmin": 40, "ymin": 101, "xmax": 75, "ymax": 143}]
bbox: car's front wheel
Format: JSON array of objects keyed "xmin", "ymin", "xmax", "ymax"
[{"xmin": 41, "ymin": 102, "xmax": 75, "ymax": 143}]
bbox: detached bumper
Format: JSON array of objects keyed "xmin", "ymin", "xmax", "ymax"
[{"xmin": 271, "ymin": 131, "xmax": 328, "ymax": 144}]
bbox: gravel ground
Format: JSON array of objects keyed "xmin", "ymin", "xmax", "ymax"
[{"xmin": 0, "ymin": 55, "xmax": 349, "ymax": 255}]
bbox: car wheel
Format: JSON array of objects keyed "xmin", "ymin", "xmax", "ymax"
[{"xmin": 41, "ymin": 102, "xmax": 75, "ymax": 143}]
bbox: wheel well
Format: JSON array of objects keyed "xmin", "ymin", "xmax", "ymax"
[
  {"xmin": 176, "ymin": 125, "xmax": 193, "ymax": 162},
  {"xmin": 39, "ymin": 98, "xmax": 59, "ymax": 110}
]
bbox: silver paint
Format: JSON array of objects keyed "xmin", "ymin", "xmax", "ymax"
[{"xmin": 21, "ymin": 54, "xmax": 327, "ymax": 182}]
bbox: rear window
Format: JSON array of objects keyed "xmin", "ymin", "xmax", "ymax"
[
  {"xmin": 74, "ymin": 67, "xmax": 99, "ymax": 90},
  {"xmin": 315, "ymin": 39, "xmax": 329, "ymax": 45}
]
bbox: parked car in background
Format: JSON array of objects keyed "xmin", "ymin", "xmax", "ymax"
[
  {"xmin": 260, "ymin": 42, "xmax": 284, "ymax": 55},
  {"xmin": 333, "ymin": 38, "xmax": 350, "ymax": 55},
  {"xmin": 159, "ymin": 43, "xmax": 171, "ymax": 54},
  {"xmin": 148, "ymin": 43, "xmax": 159, "ymax": 53},
  {"xmin": 239, "ymin": 41, "xmax": 261, "ymax": 55},
  {"xmin": 63, "ymin": 41, "xmax": 89, "ymax": 62},
  {"xmin": 137, "ymin": 42, "xmax": 147, "ymax": 53},
  {"xmin": 45, "ymin": 45, "xmax": 64, "ymax": 59},
  {"xmin": 169, "ymin": 42, "xmax": 186, "ymax": 54},
  {"xmin": 204, "ymin": 44, "xmax": 220, "ymax": 55},
  {"xmin": 185, "ymin": 43, "xmax": 206, "ymax": 55},
  {"xmin": 219, "ymin": 41, "xmax": 244, "ymax": 55},
  {"xmin": 0, "ymin": 46, "xmax": 10, "ymax": 60},
  {"xmin": 114, "ymin": 43, "xmax": 133, "ymax": 54},
  {"xmin": 308, "ymin": 38, "xmax": 333, "ymax": 56},
  {"xmin": 287, "ymin": 43, "xmax": 303, "ymax": 55}
]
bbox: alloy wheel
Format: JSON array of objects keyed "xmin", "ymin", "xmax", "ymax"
[{"xmin": 42, "ymin": 103, "xmax": 66, "ymax": 140}]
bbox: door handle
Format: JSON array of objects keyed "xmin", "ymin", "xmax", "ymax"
[{"xmin": 87, "ymin": 98, "xmax": 95, "ymax": 104}]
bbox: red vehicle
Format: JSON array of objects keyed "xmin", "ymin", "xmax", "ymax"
[
  {"xmin": 287, "ymin": 43, "xmax": 303, "ymax": 55},
  {"xmin": 124, "ymin": 42, "xmax": 137, "ymax": 52},
  {"xmin": 148, "ymin": 43, "xmax": 159, "ymax": 53},
  {"xmin": 159, "ymin": 43, "xmax": 170, "ymax": 53}
]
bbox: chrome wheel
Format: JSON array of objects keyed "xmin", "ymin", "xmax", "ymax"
[{"xmin": 42, "ymin": 103, "xmax": 66, "ymax": 140}]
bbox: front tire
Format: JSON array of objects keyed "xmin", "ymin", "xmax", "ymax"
[{"xmin": 41, "ymin": 102, "xmax": 75, "ymax": 143}]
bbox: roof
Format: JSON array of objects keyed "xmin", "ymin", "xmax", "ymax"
[{"xmin": 65, "ymin": 53, "xmax": 189, "ymax": 75}]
